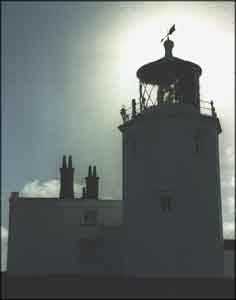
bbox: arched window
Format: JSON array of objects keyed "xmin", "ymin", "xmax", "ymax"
[{"xmin": 160, "ymin": 194, "xmax": 172, "ymax": 213}]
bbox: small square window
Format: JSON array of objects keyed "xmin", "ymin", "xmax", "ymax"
[
  {"xmin": 160, "ymin": 194, "xmax": 172, "ymax": 213},
  {"xmin": 79, "ymin": 239, "xmax": 97, "ymax": 258},
  {"xmin": 80, "ymin": 210, "xmax": 98, "ymax": 225}
]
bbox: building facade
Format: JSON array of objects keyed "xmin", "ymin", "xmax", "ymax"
[
  {"xmin": 7, "ymin": 158, "xmax": 123, "ymax": 275},
  {"xmin": 7, "ymin": 37, "xmax": 232, "ymax": 277},
  {"xmin": 119, "ymin": 37, "xmax": 224, "ymax": 276}
]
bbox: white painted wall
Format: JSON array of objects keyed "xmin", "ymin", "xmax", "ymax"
[
  {"xmin": 224, "ymin": 250, "xmax": 235, "ymax": 277},
  {"xmin": 120, "ymin": 104, "xmax": 224, "ymax": 276},
  {"xmin": 7, "ymin": 197, "xmax": 123, "ymax": 274},
  {"xmin": 7, "ymin": 193, "xmax": 233, "ymax": 276}
]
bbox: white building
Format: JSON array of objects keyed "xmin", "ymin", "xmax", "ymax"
[
  {"xmin": 7, "ymin": 37, "xmax": 234, "ymax": 277},
  {"xmin": 119, "ymin": 37, "xmax": 224, "ymax": 277},
  {"xmin": 7, "ymin": 193, "xmax": 123, "ymax": 275}
]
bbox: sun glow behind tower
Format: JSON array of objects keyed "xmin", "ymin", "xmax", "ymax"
[
  {"xmin": 1, "ymin": 1, "xmax": 234, "ymax": 262},
  {"xmin": 116, "ymin": 13, "xmax": 234, "ymax": 112},
  {"xmin": 110, "ymin": 5, "xmax": 234, "ymax": 240}
]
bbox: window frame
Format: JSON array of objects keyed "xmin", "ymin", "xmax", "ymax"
[
  {"xmin": 160, "ymin": 193, "xmax": 172, "ymax": 213},
  {"xmin": 80, "ymin": 209, "xmax": 98, "ymax": 226}
]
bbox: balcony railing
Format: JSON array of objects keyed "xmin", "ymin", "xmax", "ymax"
[{"xmin": 120, "ymin": 99, "xmax": 217, "ymax": 124}]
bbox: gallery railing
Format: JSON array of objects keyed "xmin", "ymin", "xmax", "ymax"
[{"xmin": 120, "ymin": 99, "xmax": 217, "ymax": 124}]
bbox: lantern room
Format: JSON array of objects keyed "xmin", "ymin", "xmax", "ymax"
[{"xmin": 136, "ymin": 37, "xmax": 202, "ymax": 110}]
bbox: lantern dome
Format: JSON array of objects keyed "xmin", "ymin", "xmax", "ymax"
[
  {"xmin": 136, "ymin": 38, "xmax": 202, "ymax": 86},
  {"xmin": 136, "ymin": 37, "xmax": 202, "ymax": 108}
]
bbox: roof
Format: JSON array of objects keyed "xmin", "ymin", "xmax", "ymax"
[
  {"xmin": 136, "ymin": 37, "xmax": 202, "ymax": 85},
  {"xmin": 136, "ymin": 56, "xmax": 202, "ymax": 85},
  {"xmin": 9, "ymin": 196, "xmax": 122, "ymax": 208}
]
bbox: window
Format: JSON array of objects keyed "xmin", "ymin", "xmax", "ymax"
[
  {"xmin": 160, "ymin": 194, "xmax": 172, "ymax": 213},
  {"xmin": 194, "ymin": 134, "xmax": 200, "ymax": 153},
  {"xmin": 79, "ymin": 238, "xmax": 97, "ymax": 258},
  {"xmin": 80, "ymin": 210, "xmax": 98, "ymax": 226}
]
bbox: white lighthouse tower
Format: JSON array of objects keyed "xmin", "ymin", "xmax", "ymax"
[{"xmin": 119, "ymin": 31, "xmax": 224, "ymax": 277}]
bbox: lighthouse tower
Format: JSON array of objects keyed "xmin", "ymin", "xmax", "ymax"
[{"xmin": 119, "ymin": 35, "xmax": 224, "ymax": 276}]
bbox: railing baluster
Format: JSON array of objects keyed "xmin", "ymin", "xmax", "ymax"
[{"xmin": 121, "ymin": 99, "xmax": 216, "ymax": 123}]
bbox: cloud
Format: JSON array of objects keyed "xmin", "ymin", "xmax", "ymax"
[
  {"xmin": 1, "ymin": 226, "xmax": 8, "ymax": 271},
  {"xmin": 223, "ymin": 222, "xmax": 235, "ymax": 239},
  {"xmin": 1, "ymin": 226, "xmax": 8, "ymax": 239},
  {"xmin": 225, "ymin": 147, "xmax": 234, "ymax": 165},
  {"xmin": 221, "ymin": 146, "xmax": 235, "ymax": 239},
  {"xmin": 20, "ymin": 179, "xmax": 83, "ymax": 198}
]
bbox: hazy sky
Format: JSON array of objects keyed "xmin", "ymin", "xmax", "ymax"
[{"xmin": 1, "ymin": 0, "xmax": 235, "ymax": 249}]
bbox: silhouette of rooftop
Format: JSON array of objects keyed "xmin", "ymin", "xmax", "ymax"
[{"xmin": 137, "ymin": 38, "xmax": 202, "ymax": 85}]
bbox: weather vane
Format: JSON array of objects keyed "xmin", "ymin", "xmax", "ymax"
[{"xmin": 160, "ymin": 24, "xmax": 175, "ymax": 43}]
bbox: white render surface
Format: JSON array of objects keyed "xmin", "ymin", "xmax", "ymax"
[
  {"xmin": 224, "ymin": 250, "xmax": 235, "ymax": 277},
  {"xmin": 6, "ymin": 194, "xmax": 234, "ymax": 276},
  {"xmin": 7, "ymin": 104, "xmax": 227, "ymax": 277},
  {"xmin": 7, "ymin": 197, "xmax": 123, "ymax": 274},
  {"xmin": 120, "ymin": 104, "xmax": 224, "ymax": 277}
]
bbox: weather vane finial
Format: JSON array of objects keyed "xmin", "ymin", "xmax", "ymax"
[{"xmin": 160, "ymin": 24, "xmax": 175, "ymax": 43}]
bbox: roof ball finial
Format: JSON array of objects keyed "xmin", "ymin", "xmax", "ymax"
[{"xmin": 164, "ymin": 38, "xmax": 174, "ymax": 57}]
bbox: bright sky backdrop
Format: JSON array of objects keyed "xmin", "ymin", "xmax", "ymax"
[{"xmin": 1, "ymin": 2, "xmax": 235, "ymax": 270}]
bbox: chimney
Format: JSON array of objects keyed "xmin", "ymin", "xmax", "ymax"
[
  {"xmin": 93, "ymin": 166, "xmax": 97, "ymax": 177},
  {"xmin": 85, "ymin": 165, "xmax": 99, "ymax": 199},
  {"xmin": 9, "ymin": 192, "xmax": 19, "ymax": 202},
  {"xmin": 68, "ymin": 155, "xmax": 73, "ymax": 169},
  {"xmin": 62, "ymin": 155, "xmax": 67, "ymax": 168},
  {"xmin": 60, "ymin": 155, "xmax": 75, "ymax": 199},
  {"xmin": 88, "ymin": 165, "xmax": 92, "ymax": 177}
]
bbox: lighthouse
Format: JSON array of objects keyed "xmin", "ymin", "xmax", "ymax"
[{"xmin": 119, "ymin": 31, "xmax": 224, "ymax": 276}]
